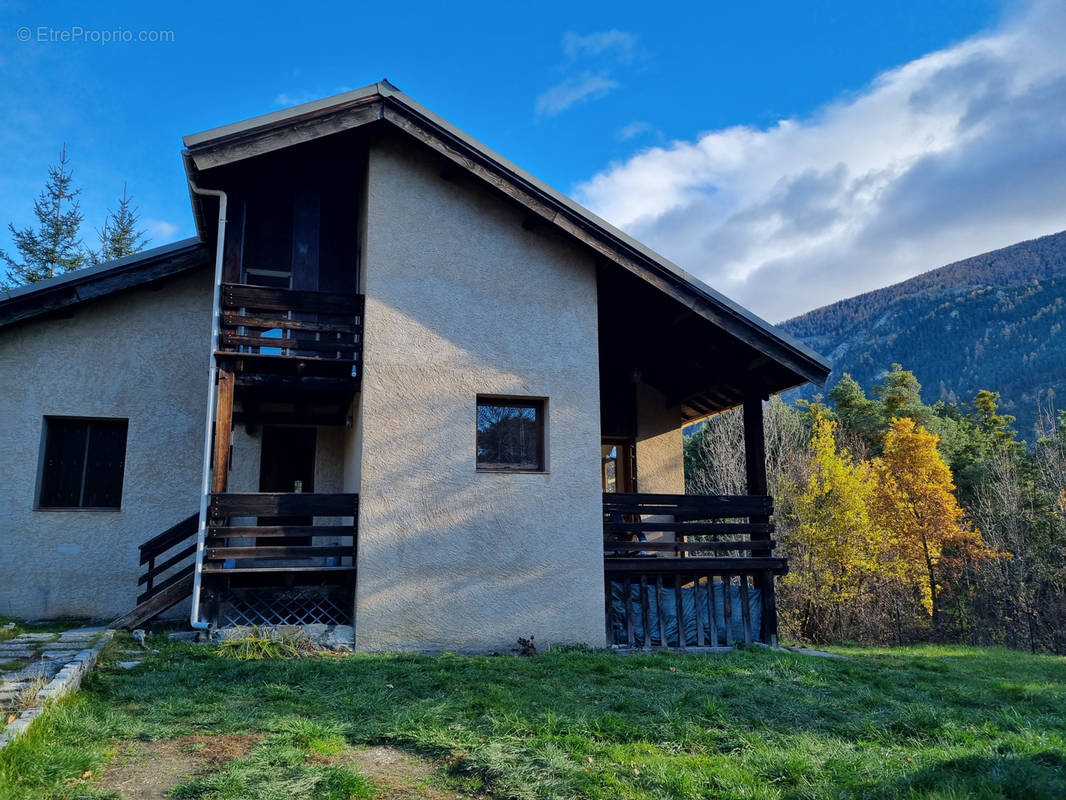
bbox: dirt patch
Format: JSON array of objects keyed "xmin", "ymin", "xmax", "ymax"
[
  {"xmin": 97, "ymin": 734, "xmax": 260, "ymax": 800},
  {"xmin": 324, "ymin": 745, "xmax": 486, "ymax": 800}
]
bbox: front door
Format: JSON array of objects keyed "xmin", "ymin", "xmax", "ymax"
[{"xmin": 258, "ymin": 426, "xmax": 316, "ymax": 545}]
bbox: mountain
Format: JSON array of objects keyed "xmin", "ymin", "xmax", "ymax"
[{"xmin": 779, "ymin": 230, "xmax": 1066, "ymax": 440}]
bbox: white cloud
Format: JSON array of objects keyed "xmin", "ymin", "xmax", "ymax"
[
  {"xmin": 617, "ymin": 121, "xmax": 653, "ymax": 141},
  {"xmin": 574, "ymin": 1, "xmax": 1066, "ymax": 322},
  {"xmin": 537, "ymin": 30, "xmax": 640, "ymax": 117},
  {"xmin": 536, "ymin": 72, "xmax": 619, "ymax": 117},
  {"xmin": 562, "ymin": 30, "xmax": 639, "ymax": 63},
  {"xmin": 145, "ymin": 218, "xmax": 179, "ymax": 242}
]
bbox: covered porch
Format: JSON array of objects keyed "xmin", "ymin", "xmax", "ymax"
[{"xmin": 596, "ymin": 257, "xmax": 823, "ymax": 648}]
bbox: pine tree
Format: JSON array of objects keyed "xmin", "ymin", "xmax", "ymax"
[
  {"xmin": 0, "ymin": 146, "xmax": 89, "ymax": 287},
  {"xmin": 96, "ymin": 183, "xmax": 148, "ymax": 263}
]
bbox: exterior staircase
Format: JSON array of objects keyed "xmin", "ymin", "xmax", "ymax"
[{"xmin": 111, "ymin": 512, "xmax": 198, "ymax": 630}]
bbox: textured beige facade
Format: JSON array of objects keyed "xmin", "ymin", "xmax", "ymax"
[
  {"xmin": 0, "ymin": 269, "xmax": 212, "ymax": 619},
  {"xmin": 634, "ymin": 383, "xmax": 685, "ymax": 550},
  {"xmin": 354, "ymin": 137, "xmax": 605, "ymax": 651},
  {"xmin": 635, "ymin": 382, "xmax": 685, "ymax": 494},
  {"xmin": 0, "ymin": 138, "xmax": 687, "ymax": 639}
]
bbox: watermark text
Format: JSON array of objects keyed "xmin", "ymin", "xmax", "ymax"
[{"xmin": 16, "ymin": 26, "xmax": 175, "ymax": 44}]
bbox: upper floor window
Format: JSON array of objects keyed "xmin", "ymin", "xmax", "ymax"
[
  {"xmin": 476, "ymin": 397, "xmax": 546, "ymax": 472},
  {"xmin": 37, "ymin": 417, "xmax": 129, "ymax": 510}
]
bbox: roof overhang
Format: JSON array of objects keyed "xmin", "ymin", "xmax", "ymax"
[
  {"xmin": 0, "ymin": 238, "xmax": 209, "ymax": 328},
  {"xmin": 182, "ymin": 80, "xmax": 831, "ymax": 393}
]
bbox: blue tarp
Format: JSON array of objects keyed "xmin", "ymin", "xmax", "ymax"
[{"xmin": 609, "ymin": 579, "xmax": 761, "ymax": 647}]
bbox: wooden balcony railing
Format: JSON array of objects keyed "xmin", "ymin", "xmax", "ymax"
[
  {"xmin": 218, "ymin": 283, "xmax": 363, "ymax": 374},
  {"xmin": 603, "ymin": 493, "xmax": 785, "ymax": 648},
  {"xmin": 205, "ymin": 492, "xmax": 358, "ymax": 575},
  {"xmin": 603, "ymin": 493, "xmax": 775, "ymax": 557},
  {"xmin": 136, "ymin": 511, "xmax": 199, "ymax": 604}
]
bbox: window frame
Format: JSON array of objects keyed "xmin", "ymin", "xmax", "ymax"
[
  {"xmin": 35, "ymin": 416, "xmax": 129, "ymax": 511},
  {"xmin": 475, "ymin": 396, "xmax": 548, "ymax": 474}
]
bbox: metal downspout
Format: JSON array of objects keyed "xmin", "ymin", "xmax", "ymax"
[{"xmin": 188, "ymin": 182, "xmax": 227, "ymax": 630}]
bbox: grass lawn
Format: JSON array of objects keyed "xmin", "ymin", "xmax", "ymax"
[{"xmin": 1, "ymin": 638, "xmax": 1064, "ymax": 799}]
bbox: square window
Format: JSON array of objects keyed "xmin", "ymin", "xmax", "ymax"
[
  {"xmin": 37, "ymin": 417, "xmax": 128, "ymax": 509},
  {"xmin": 476, "ymin": 397, "xmax": 546, "ymax": 472}
]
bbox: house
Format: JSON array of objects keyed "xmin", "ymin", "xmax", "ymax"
[{"xmin": 0, "ymin": 81, "xmax": 830, "ymax": 651}]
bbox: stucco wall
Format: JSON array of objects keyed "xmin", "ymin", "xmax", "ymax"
[
  {"xmin": 635, "ymin": 383, "xmax": 684, "ymax": 551},
  {"xmin": 0, "ymin": 269, "xmax": 212, "ymax": 619},
  {"xmin": 635, "ymin": 382, "xmax": 684, "ymax": 494},
  {"xmin": 355, "ymin": 137, "xmax": 605, "ymax": 651}
]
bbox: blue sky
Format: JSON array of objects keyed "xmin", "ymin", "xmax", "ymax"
[{"xmin": 3, "ymin": 0, "xmax": 1063, "ymax": 320}]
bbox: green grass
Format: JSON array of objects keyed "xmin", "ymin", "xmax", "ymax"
[{"xmin": 1, "ymin": 639, "xmax": 1064, "ymax": 799}]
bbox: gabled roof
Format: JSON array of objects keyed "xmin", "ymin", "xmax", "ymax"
[
  {"xmin": 183, "ymin": 80, "xmax": 830, "ymax": 388},
  {"xmin": 0, "ymin": 238, "xmax": 208, "ymax": 328},
  {"xmin": 1, "ymin": 83, "xmax": 829, "ymax": 395}
]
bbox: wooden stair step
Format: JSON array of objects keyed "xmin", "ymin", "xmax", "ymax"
[{"xmin": 111, "ymin": 574, "xmax": 194, "ymax": 630}]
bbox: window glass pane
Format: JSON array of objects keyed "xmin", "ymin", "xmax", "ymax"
[
  {"xmin": 476, "ymin": 401, "xmax": 542, "ymax": 470},
  {"xmin": 38, "ymin": 417, "xmax": 128, "ymax": 509},
  {"xmin": 602, "ymin": 445, "xmax": 617, "ymax": 492},
  {"xmin": 82, "ymin": 421, "xmax": 128, "ymax": 508},
  {"xmin": 39, "ymin": 418, "xmax": 87, "ymax": 507}
]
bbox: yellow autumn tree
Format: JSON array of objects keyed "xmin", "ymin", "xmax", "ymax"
[
  {"xmin": 868, "ymin": 417, "xmax": 992, "ymax": 623},
  {"xmin": 784, "ymin": 413, "xmax": 883, "ymax": 640}
]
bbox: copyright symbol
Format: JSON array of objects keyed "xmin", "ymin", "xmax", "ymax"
[{"xmin": 16, "ymin": 26, "xmax": 31, "ymax": 42}]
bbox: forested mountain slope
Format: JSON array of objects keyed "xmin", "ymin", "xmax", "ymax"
[{"xmin": 780, "ymin": 230, "xmax": 1066, "ymax": 439}]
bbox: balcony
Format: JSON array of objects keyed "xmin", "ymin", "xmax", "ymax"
[
  {"xmin": 603, "ymin": 492, "xmax": 785, "ymax": 649},
  {"xmin": 216, "ymin": 282, "xmax": 364, "ymax": 389}
]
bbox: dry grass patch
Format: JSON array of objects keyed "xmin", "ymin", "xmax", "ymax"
[
  {"xmin": 97, "ymin": 735, "xmax": 261, "ymax": 800},
  {"xmin": 11, "ymin": 675, "xmax": 49, "ymax": 714},
  {"xmin": 322, "ymin": 745, "xmax": 487, "ymax": 800}
]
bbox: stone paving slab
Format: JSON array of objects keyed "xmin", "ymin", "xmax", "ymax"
[
  {"xmin": 0, "ymin": 650, "xmax": 36, "ymax": 660},
  {"xmin": 0, "ymin": 629, "xmax": 114, "ymax": 749}
]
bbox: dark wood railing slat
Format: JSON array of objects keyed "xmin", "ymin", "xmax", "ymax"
[
  {"xmin": 208, "ymin": 525, "xmax": 353, "ymax": 540},
  {"xmin": 603, "ymin": 492, "xmax": 772, "ymax": 518},
  {"xmin": 210, "ymin": 492, "xmax": 358, "ymax": 518},
  {"xmin": 220, "ymin": 312, "xmax": 358, "ymax": 335},
  {"xmin": 220, "ymin": 333, "xmax": 360, "ymax": 353},
  {"xmin": 674, "ymin": 574, "xmax": 685, "ymax": 650},
  {"xmin": 205, "ymin": 545, "xmax": 354, "ymax": 560},
  {"xmin": 722, "ymin": 574, "xmax": 734, "ymax": 647},
  {"xmin": 624, "ymin": 576, "xmax": 635, "ymax": 648},
  {"xmin": 139, "ymin": 512, "xmax": 199, "ymax": 563},
  {"xmin": 604, "ymin": 521, "xmax": 773, "ymax": 536},
  {"xmin": 602, "ymin": 557, "xmax": 787, "ymax": 574},
  {"xmin": 221, "ymin": 283, "xmax": 363, "ymax": 315},
  {"xmin": 138, "ymin": 543, "xmax": 197, "ymax": 586},
  {"xmin": 706, "ymin": 575, "xmax": 718, "ymax": 647},
  {"xmin": 640, "ymin": 575, "xmax": 651, "ymax": 649},
  {"xmin": 604, "ymin": 540, "xmax": 775, "ymax": 554},
  {"xmin": 740, "ymin": 575, "xmax": 753, "ymax": 644}
]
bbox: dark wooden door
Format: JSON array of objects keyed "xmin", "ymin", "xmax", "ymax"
[{"xmin": 258, "ymin": 426, "xmax": 316, "ymax": 545}]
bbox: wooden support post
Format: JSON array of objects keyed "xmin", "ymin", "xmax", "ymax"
[
  {"xmin": 212, "ymin": 369, "xmax": 235, "ymax": 494},
  {"xmin": 744, "ymin": 390, "xmax": 779, "ymax": 644},
  {"xmin": 743, "ymin": 391, "xmax": 768, "ymax": 501}
]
